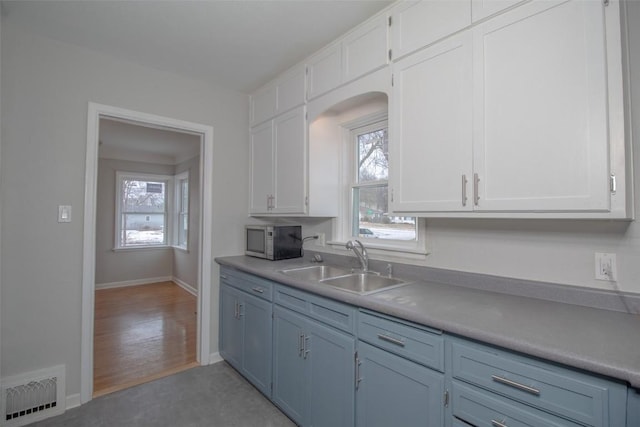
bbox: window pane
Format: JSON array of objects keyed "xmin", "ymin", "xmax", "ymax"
[
  {"xmin": 353, "ymin": 186, "xmax": 416, "ymax": 241},
  {"xmin": 121, "ymin": 213, "xmax": 165, "ymax": 246},
  {"xmin": 357, "ymin": 127, "xmax": 388, "ymax": 183},
  {"xmin": 121, "ymin": 179, "xmax": 165, "ymax": 213}
]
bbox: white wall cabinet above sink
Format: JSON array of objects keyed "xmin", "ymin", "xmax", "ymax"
[
  {"xmin": 307, "ymin": 15, "xmax": 389, "ymax": 100},
  {"xmin": 390, "ymin": 0, "xmax": 632, "ymax": 219}
]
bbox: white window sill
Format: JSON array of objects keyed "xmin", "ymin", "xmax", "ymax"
[
  {"xmin": 112, "ymin": 245, "xmax": 171, "ymax": 252},
  {"xmin": 172, "ymin": 245, "xmax": 189, "ymax": 253}
]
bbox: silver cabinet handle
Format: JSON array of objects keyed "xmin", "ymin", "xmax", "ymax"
[
  {"xmin": 237, "ymin": 303, "xmax": 244, "ymax": 317},
  {"xmin": 298, "ymin": 333, "xmax": 304, "ymax": 357},
  {"xmin": 491, "ymin": 420, "xmax": 508, "ymax": 427},
  {"xmin": 251, "ymin": 287, "xmax": 264, "ymax": 293},
  {"xmin": 234, "ymin": 302, "xmax": 238, "ymax": 319},
  {"xmin": 377, "ymin": 333, "xmax": 406, "ymax": 347},
  {"xmin": 303, "ymin": 335, "xmax": 310, "ymax": 359},
  {"xmin": 491, "ymin": 375, "xmax": 540, "ymax": 396},
  {"xmin": 221, "ymin": 275, "xmax": 228, "ymax": 280},
  {"xmin": 355, "ymin": 355, "xmax": 362, "ymax": 390},
  {"xmin": 462, "ymin": 174, "xmax": 468, "ymax": 206},
  {"xmin": 473, "ymin": 173, "xmax": 480, "ymax": 206}
]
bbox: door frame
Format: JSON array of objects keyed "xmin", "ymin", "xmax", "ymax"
[{"xmin": 81, "ymin": 102, "xmax": 214, "ymax": 403}]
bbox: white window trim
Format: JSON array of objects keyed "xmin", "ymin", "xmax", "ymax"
[
  {"xmin": 328, "ymin": 111, "xmax": 428, "ymax": 257},
  {"xmin": 173, "ymin": 170, "xmax": 189, "ymax": 251},
  {"xmin": 114, "ymin": 171, "xmax": 172, "ymax": 250}
]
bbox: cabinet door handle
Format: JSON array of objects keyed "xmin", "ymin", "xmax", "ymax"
[
  {"xmin": 491, "ymin": 375, "xmax": 540, "ymax": 396},
  {"xmin": 237, "ymin": 303, "xmax": 244, "ymax": 317},
  {"xmin": 298, "ymin": 333, "xmax": 304, "ymax": 357},
  {"xmin": 377, "ymin": 333, "xmax": 405, "ymax": 347},
  {"xmin": 491, "ymin": 420, "xmax": 508, "ymax": 427},
  {"xmin": 221, "ymin": 275, "xmax": 228, "ymax": 280},
  {"xmin": 251, "ymin": 287, "xmax": 264, "ymax": 294},
  {"xmin": 234, "ymin": 302, "xmax": 239, "ymax": 319},
  {"xmin": 303, "ymin": 335, "xmax": 310, "ymax": 359},
  {"xmin": 462, "ymin": 174, "xmax": 468, "ymax": 206},
  {"xmin": 355, "ymin": 355, "xmax": 362, "ymax": 390},
  {"xmin": 473, "ymin": 173, "xmax": 480, "ymax": 206}
]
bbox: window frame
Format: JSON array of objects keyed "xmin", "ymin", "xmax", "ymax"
[
  {"xmin": 330, "ymin": 111, "xmax": 427, "ymax": 257},
  {"xmin": 114, "ymin": 171, "xmax": 172, "ymax": 250},
  {"xmin": 173, "ymin": 170, "xmax": 189, "ymax": 251}
]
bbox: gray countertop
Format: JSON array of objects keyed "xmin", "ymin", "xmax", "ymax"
[{"xmin": 215, "ymin": 255, "xmax": 640, "ymax": 389}]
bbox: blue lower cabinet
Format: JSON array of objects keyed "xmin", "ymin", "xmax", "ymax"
[
  {"xmin": 219, "ymin": 282, "xmax": 273, "ymax": 397},
  {"xmin": 273, "ymin": 305, "xmax": 356, "ymax": 427},
  {"xmin": 356, "ymin": 341, "xmax": 445, "ymax": 427}
]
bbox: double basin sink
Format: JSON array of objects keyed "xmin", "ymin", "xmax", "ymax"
[{"xmin": 280, "ymin": 265, "xmax": 410, "ymax": 295}]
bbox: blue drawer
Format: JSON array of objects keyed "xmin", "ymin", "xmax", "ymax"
[
  {"xmin": 358, "ymin": 310, "xmax": 444, "ymax": 372},
  {"xmin": 450, "ymin": 339, "xmax": 627, "ymax": 427},
  {"xmin": 452, "ymin": 380, "xmax": 583, "ymax": 427},
  {"xmin": 274, "ymin": 284, "xmax": 356, "ymax": 334},
  {"xmin": 220, "ymin": 267, "xmax": 273, "ymax": 301}
]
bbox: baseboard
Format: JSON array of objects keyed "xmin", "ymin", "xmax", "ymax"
[
  {"xmin": 66, "ymin": 393, "xmax": 81, "ymax": 410},
  {"xmin": 172, "ymin": 277, "xmax": 198, "ymax": 296},
  {"xmin": 209, "ymin": 352, "xmax": 223, "ymax": 364},
  {"xmin": 95, "ymin": 276, "xmax": 172, "ymax": 290}
]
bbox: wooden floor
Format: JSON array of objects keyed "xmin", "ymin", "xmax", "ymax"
[{"xmin": 93, "ymin": 281, "xmax": 197, "ymax": 397}]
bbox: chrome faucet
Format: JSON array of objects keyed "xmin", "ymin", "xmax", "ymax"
[{"xmin": 346, "ymin": 240, "xmax": 369, "ymax": 272}]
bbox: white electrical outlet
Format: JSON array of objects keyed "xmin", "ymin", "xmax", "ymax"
[
  {"xmin": 316, "ymin": 233, "xmax": 325, "ymax": 247},
  {"xmin": 595, "ymin": 252, "xmax": 617, "ymax": 281}
]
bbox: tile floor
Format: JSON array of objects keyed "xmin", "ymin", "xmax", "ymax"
[{"xmin": 29, "ymin": 362, "xmax": 296, "ymax": 427}]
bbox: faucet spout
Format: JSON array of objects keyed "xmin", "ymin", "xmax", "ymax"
[{"xmin": 346, "ymin": 240, "xmax": 369, "ymax": 272}]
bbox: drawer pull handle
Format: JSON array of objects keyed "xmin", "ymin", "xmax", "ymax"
[
  {"xmin": 251, "ymin": 287, "xmax": 264, "ymax": 293},
  {"xmin": 377, "ymin": 333, "xmax": 406, "ymax": 347},
  {"xmin": 491, "ymin": 420, "xmax": 508, "ymax": 427},
  {"xmin": 491, "ymin": 375, "xmax": 540, "ymax": 396},
  {"xmin": 221, "ymin": 275, "xmax": 228, "ymax": 279}
]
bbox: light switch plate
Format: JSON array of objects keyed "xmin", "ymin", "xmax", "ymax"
[
  {"xmin": 595, "ymin": 252, "xmax": 617, "ymax": 281},
  {"xmin": 58, "ymin": 205, "xmax": 72, "ymax": 223}
]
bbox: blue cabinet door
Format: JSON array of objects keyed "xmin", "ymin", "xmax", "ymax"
[
  {"xmin": 307, "ymin": 321, "xmax": 355, "ymax": 427},
  {"xmin": 273, "ymin": 306, "xmax": 308, "ymax": 425},
  {"xmin": 241, "ymin": 292, "xmax": 273, "ymax": 397},
  {"xmin": 356, "ymin": 341, "xmax": 444, "ymax": 427},
  {"xmin": 219, "ymin": 283, "xmax": 242, "ymax": 370}
]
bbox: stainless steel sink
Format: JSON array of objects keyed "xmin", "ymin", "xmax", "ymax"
[
  {"xmin": 280, "ymin": 265, "xmax": 353, "ymax": 281},
  {"xmin": 320, "ymin": 272, "xmax": 408, "ymax": 294}
]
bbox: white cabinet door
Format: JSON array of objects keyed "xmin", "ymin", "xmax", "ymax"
[
  {"xmin": 471, "ymin": 0, "xmax": 526, "ymax": 22},
  {"xmin": 273, "ymin": 107, "xmax": 307, "ymax": 214},
  {"xmin": 391, "ymin": 32, "xmax": 473, "ymax": 212},
  {"xmin": 249, "ymin": 121, "xmax": 274, "ymax": 214},
  {"xmin": 250, "ymin": 85, "xmax": 277, "ymax": 126},
  {"xmin": 390, "ymin": 0, "xmax": 471, "ymax": 61},
  {"xmin": 307, "ymin": 43, "xmax": 342, "ymax": 100},
  {"xmin": 343, "ymin": 15, "xmax": 389, "ymax": 83},
  {"xmin": 472, "ymin": 0, "xmax": 610, "ymax": 212},
  {"xmin": 277, "ymin": 65, "xmax": 306, "ymax": 115}
]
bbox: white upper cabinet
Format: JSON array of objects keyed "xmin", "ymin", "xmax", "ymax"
[
  {"xmin": 249, "ymin": 121, "xmax": 276, "ymax": 214},
  {"xmin": 471, "ymin": 0, "xmax": 527, "ymax": 22},
  {"xmin": 307, "ymin": 43, "xmax": 342, "ymax": 100},
  {"xmin": 472, "ymin": 0, "xmax": 610, "ymax": 213},
  {"xmin": 250, "ymin": 85, "xmax": 277, "ymax": 127},
  {"xmin": 342, "ymin": 15, "xmax": 389, "ymax": 83},
  {"xmin": 272, "ymin": 107, "xmax": 307, "ymax": 214},
  {"xmin": 391, "ymin": 32, "xmax": 473, "ymax": 213},
  {"xmin": 308, "ymin": 15, "xmax": 389, "ymax": 100},
  {"xmin": 249, "ymin": 107, "xmax": 307, "ymax": 215},
  {"xmin": 250, "ymin": 65, "xmax": 306, "ymax": 126},
  {"xmin": 390, "ymin": 0, "xmax": 471, "ymax": 61}
]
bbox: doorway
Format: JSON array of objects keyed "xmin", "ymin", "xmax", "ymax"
[{"xmin": 81, "ymin": 103, "xmax": 214, "ymax": 403}]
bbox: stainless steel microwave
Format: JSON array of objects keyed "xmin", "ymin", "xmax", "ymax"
[{"xmin": 245, "ymin": 225, "xmax": 302, "ymax": 260}]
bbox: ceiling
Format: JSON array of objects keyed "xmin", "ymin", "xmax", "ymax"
[
  {"xmin": 1, "ymin": 0, "xmax": 392, "ymax": 93},
  {"xmin": 99, "ymin": 118, "xmax": 201, "ymax": 165}
]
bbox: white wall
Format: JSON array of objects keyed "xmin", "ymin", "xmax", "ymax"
[
  {"xmin": 95, "ymin": 158, "xmax": 175, "ymax": 285},
  {"xmin": 0, "ymin": 20, "xmax": 249, "ymax": 397},
  {"xmin": 303, "ymin": 3, "xmax": 640, "ymax": 296},
  {"xmin": 173, "ymin": 155, "xmax": 200, "ymax": 293}
]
